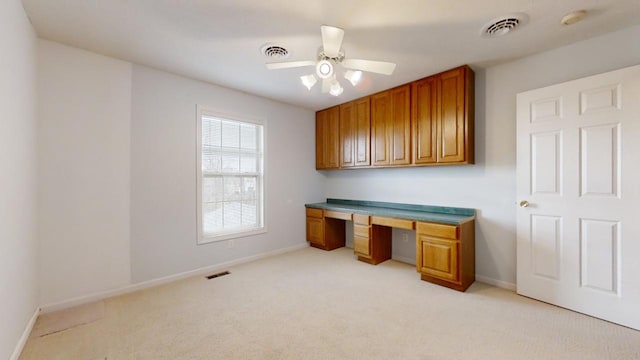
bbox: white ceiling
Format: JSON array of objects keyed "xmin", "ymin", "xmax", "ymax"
[{"xmin": 21, "ymin": 0, "xmax": 640, "ymax": 111}]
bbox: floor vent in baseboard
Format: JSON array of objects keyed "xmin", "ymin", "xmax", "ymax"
[{"xmin": 206, "ymin": 271, "xmax": 230, "ymax": 280}]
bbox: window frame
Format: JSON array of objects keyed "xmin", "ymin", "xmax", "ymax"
[{"xmin": 196, "ymin": 105, "xmax": 267, "ymax": 244}]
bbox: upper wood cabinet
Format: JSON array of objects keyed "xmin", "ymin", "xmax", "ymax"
[
  {"xmin": 339, "ymin": 97, "xmax": 371, "ymax": 168},
  {"xmin": 315, "ymin": 65, "xmax": 474, "ymax": 170},
  {"xmin": 316, "ymin": 106, "xmax": 340, "ymax": 170},
  {"xmin": 371, "ymin": 84, "xmax": 411, "ymax": 166},
  {"xmin": 413, "ymin": 66, "xmax": 474, "ymax": 165}
]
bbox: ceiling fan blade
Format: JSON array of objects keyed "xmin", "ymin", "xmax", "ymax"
[
  {"xmin": 342, "ymin": 59, "xmax": 396, "ymax": 75},
  {"xmin": 265, "ymin": 60, "xmax": 316, "ymax": 70},
  {"xmin": 321, "ymin": 25, "xmax": 344, "ymax": 58},
  {"xmin": 321, "ymin": 78, "xmax": 331, "ymax": 93}
]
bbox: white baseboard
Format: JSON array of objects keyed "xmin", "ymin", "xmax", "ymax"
[
  {"xmin": 10, "ymin": 306, "xmax": 40, "ymax": 360},
  {"xmin": 40, "ymin": 243, "xmax": 309, "ymax": 313},
  {"xmin": 475, "ymin": 274, "xmax": 516, "ymax": 291}
]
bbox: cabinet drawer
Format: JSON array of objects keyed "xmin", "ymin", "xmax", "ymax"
[
  {"xmin": 353, "ymin": 235, "xmax": 371, "ymax": 257},
  {"xmin": 353, "ymin": 213, "xmax": 370, "ymax": 225},
  {"xmin": 306, "ymin": 208, "xmax": 323, "ymax": 219},
  {"xmin": 353, "ymin": 224, "xmax": 371, "ymax": 238},
  {"xmin": 371, "ymin": 216, "xmax": 414, "ymax": 230},
  {"xmin": 324, "ymin": 210, "xmax": 352, "ymax": 221},
  {"xmin": 416, "ymin": 222, "xmax": 458, "ymax": 240}
]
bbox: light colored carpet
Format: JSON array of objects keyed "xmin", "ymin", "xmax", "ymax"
[
  {"xmin": 29, "ymin": 301, "xmax": 104, "ymax": 338},
  {"xmin": 20, "ymin": 247, "xmax": 640, "ymax": 360}
]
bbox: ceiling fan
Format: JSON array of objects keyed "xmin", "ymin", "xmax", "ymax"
[{"xmin": 265, "ymin": 25, "xmax": 397, "ymax": 96}]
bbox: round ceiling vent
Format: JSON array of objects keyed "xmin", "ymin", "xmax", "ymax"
[
  {"xmin": 481, "ymin": 13, "xmax": 528, "ymax": 37},
  {"xmin": 261, "ymin": 43, "xmax": 290, "ymax": 60}
]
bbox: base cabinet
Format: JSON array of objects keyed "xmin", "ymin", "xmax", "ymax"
[
  {"xmin": 416, "ymin": 220, "xmax": 475, "ymax": 291},
  {"xmin": 352, "ymin": 214, "xmax": 391, "ymax": 265},
  {"xmin": 305, "ymin": 205, "xmax": 475, "ymax": 291},
  {"xmin": 305, "ymin": 208, "xmax": 346, "ymax": 251}
]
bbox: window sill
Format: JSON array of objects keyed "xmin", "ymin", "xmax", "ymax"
[{"xmin": 198, "ymin": 227, "xmax": 267, "ymax": 245}]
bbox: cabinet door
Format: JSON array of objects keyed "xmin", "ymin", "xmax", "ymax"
[
  {"xmin": 412, "ymin": 76, "xmax": 438, "ymax": 164},
  {"xmin": 438, "ymin": 67, "xmax": 465, "ymax": 163},
  {"xmin": 306, "ymin": 217, "xmax": 324, "ymax": 246},
  {"xmin": 371, "ymin": 91, "xmax": 391, "ymax": 166},
  {"xmin": 418, "ymin": 235, "xmax": 459, "ymax": 281},
  {"xmin": 390, "ymin": 85, "xmax": 411, "ymax": 165},
  {"xmin": 339, "ymin": 102, "xmax": 355, "ymax": 168},
  {"xmin": 371, "ymin": 85, "xmax": 411, "ymax": 166},
  {"xmin": 316, "ymin": 106, "xmax": 340, "ymax": 169},
  {"xmin": 354, "ymin": 97, "xmax": 371, "ymax": 166}
]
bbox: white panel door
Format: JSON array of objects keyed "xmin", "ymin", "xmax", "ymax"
[{"xmin": 517, "ymin": 64, "xmax": 640, "ymax": 330}]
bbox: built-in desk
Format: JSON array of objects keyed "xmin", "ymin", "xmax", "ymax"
[{"xmin": 305, "ymin": 199, "xmax": 476, "ymax": 291}]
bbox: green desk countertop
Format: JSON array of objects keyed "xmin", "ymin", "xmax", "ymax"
[{"xmin": 305, "ymin": 199, "xmax": 475, "ymax": 225}]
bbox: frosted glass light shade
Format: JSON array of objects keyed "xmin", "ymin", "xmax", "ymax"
[
  {"xmin": 300, "ymin": 74, "xmax": 317, "ymax": 90},
  {"xmin": 329, "ymin": 80, "xmax": 343, "ymax": 96},
  {"xmin": 344, "ymin": 70, "xmax": 362, "ymax": 86}
]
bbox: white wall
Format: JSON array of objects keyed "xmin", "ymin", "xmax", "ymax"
[
  {"xmin": 326, "ymin": 24, "xmax": 640, "ymax": 287},
  {"xmin": 35, "ymin": 39, "xmax": 322, "ymax": 307},
  {"xmin": 0, "ymin": 1, "xmax": 39, "ymax": 359},
  {"xmin": 130, "ymin": 65, "xmax": 323, "ymax": 282},
  {"xmin": 38, "ymin": 40, "xmax": 132, "ymax": 306}
]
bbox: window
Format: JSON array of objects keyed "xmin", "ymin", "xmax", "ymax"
[{"xmin": 197, "ymin": 108, "xmax": 265, "ymax": 243}]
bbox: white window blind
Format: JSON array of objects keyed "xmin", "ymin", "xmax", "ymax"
[{"xmin": 198, "ymin": 112, "xmax": 264, "ymax": 242}]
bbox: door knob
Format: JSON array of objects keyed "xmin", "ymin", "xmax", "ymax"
[{"xmin": 519, "ymin": 200, "xmax": 530, "ymax": 208}]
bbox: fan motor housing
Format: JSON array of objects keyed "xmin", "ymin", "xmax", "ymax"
[{"xmin": 318, "ymin": 48, "xmax": 345, "ymax": 63}]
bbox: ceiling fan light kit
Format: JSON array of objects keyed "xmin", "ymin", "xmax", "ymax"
[{"xmin": 265, "ymin": 25, "xmax": 396, "ymax": 96}]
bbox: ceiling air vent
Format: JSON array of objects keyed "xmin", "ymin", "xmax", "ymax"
[
  {"xmin": 261, "ymin": 43, "xmax": 290, "ymax": 60},
  {"xmin": 481, "ymin": 13, "xmax": 528, "ymax": 37}
]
